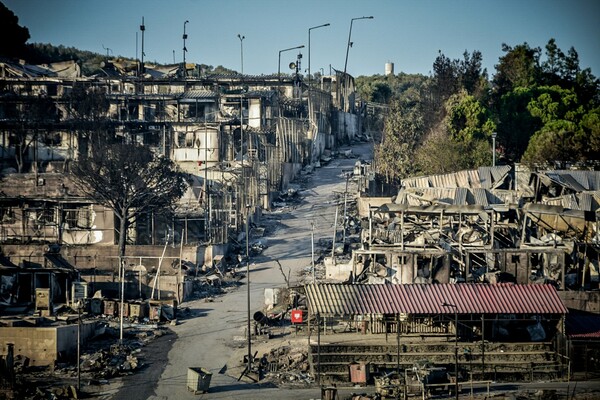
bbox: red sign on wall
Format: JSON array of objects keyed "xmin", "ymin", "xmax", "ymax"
[{"xmin": 291, "ymin": 309, "xmax": 303, "ymax": 323}]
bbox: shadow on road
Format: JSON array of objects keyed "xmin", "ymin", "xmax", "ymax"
[{"xmin": 207, "ymin": 381, "xmax": 278, "ymax": 393}]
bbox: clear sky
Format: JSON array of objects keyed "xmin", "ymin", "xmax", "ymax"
[{"xmin": 3, "ymin": 0, "xmax": 599, "ymax": 77}]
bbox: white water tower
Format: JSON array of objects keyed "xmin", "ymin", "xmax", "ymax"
[{"xmin": 385, "ymin": 62, "xmax": 394, "ymax": 76}]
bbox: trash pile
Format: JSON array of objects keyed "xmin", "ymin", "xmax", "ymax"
[
  {"xmin": 260, "ymin": 345, "xmax": 313, "ymax": 386},
  {"xmin": 272, "ymin": 185, "xmax": 303, "ymax": 210}
]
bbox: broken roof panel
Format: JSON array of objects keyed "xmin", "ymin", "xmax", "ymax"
[
  {"xmin": 401, "ymin": 166, "xmax": 511, "ymax": 190},
  {"xmin": 305, "ymin": 283, "xmax": 567, "ymax": 317},
  {"xmin": 543, "ymin": 170, "xmax": 600, "ymax": 192},
  {"xmin": 454, "ymin": 187, "xmax": 469, "ymax": 205},
  {"xmin": 566, "ymin": 314, "xmax": 600, "ymax": 339},
  {"xmin": 542, "ymin": 191, "xmax": 600, "ymax": 212},
  {"xmin": 471, "ymin": 188, "xmax": 490, "ymax": 207}
]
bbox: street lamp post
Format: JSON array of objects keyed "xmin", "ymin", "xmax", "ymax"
[
  {"xmin": 246, "ymin": 204, "xmax": 252, "ymax": 375},
  {"xmin": 237, "ymin": 34, "xmax": 245, "ymax": 75},
  {"xmin": 278, "ymin": 45, "xmax": 305, "ymax": 88},
  {"xmin": 343, "ymin": 16, "xmax": 373, "ymax": 75},
  {"xmin": 443, "ymin": 302, "xmax": 459, "ymax": 400},
  {"xmin": 182, "ymin": 20, "xmax": 189, "ymax": 77},
  {"xmin": 238, "ymin": 34, "xmax": 246, "ymax": 213},
  {"xmin": 77, "ymin": 300, "xmax": 82, "ymax": 392},
  {"xmin": 139, "ymin": 17, "xmax": 145, "ymax": 77},
  {"xmin": 491, "ymin": 132, "xmax": 497, "ymax": 167},
  {"xmin": 311, "ymin": 221, "xmax": 315, "ymax": 284},
  {"xmin": 308, "ymin": 23, "xmax": 330, "ymax": 88}
]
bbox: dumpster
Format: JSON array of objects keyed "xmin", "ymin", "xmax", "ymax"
[{"xmin": 187, "ymin": 367, "xmax": 212, "ymax": 394}]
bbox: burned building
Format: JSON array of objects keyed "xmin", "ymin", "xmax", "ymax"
[{"xmin": 0, "ymin": 55, "xmax": 364, "ymax": 308}]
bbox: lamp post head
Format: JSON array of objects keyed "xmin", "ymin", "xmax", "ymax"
[{"xmin": 310, "ymin": 23, "xmax": 331, "ymax": 31}]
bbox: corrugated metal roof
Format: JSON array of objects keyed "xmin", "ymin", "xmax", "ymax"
[
  {"xmin": 305, "ymin": 283, "xmax": 567, "ymax": 317},
  {"xmin": 490, "ymin": 165, "xmax": 512, "ymax": 186},
  {"xmin": 466, "ymin": 170, "xmax": 482, "ymax": 188},
  {"xmin": 454, "ymin": 187, "xmax": 468, "ymax": 205},
  {"xmin": 471, "ymin": 188, "xmax": 489, "ymax": 206},
  {"xmin": 179, "ymin": 90, "xmax": 217, "ymax": 100},
  {"xmin": 545, "ymin": 171, "xmax": 600, "ymax": 191},
  {"xmin": 541, "ymin": 191, "xmax": 600, "ymax": 212},
  {"xmin": 402, "ymin": 166, "xmax": 511, "ymax": 190},
  {"xmin": 478, "ymin": 167, "xmax": 493, "ymax": 188}
]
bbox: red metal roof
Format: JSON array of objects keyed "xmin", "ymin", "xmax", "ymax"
[{"xmin": 305, "ymin": 283, "xmax": 568, "ymax": 317}]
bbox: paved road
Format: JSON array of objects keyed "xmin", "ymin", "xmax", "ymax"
[{"xmin": 137, "ymin": 142, "xmax": 374, "ymax": 400}]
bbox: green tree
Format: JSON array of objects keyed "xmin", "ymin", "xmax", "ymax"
[
  {"xmin": 458, "ymin": 50, "xmax": 488, "ymax": 98},
  {"xmin": 493, "ymin": 43, "xmax": 541, "ymax": 96},
  {"xmin": 432, "ymin": 50, "xmax": 459, "ymax": 104},
  {"xmin": 445, "ymin": 91, "xmax": 496, "ymax": 142},
  {"xmin": 497, "ymin": 87, "xmax": 542, "ymax": 161},
  {"xmin": 415, "ymin": 127, "xmax": 470, "ymax": 174},
  {"xmin": 522, "ymin": 85, "xmax": 596, "ymax": 167},
  {"xmin": 375, "ymin": 99, "xmax": 424, "ymax": 182},
  {"xmin": 441, "ymin": 91, "xmax": 495, "ymax": 169}
]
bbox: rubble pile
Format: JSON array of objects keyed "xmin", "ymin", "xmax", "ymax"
[
  {"xmin": 272, "ymin": 185, "xmax": 304, "ymax": 211},
  {"xmin": 76, "ymin": 343, "xmax": 142, "ymax": 378},
  {"xmin": 6, "ymin": 324, "xmax": 170, "ymax": 400},
  {"xmin": 261, "ymin": 345, "xmax": 313, "ymax": 386}
]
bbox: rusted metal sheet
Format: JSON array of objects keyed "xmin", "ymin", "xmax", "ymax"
[{"xmin": 305, "ymin": 283, "xmax": 568, "ymax": 317}]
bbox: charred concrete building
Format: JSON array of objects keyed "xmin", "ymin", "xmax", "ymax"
[{"xmin": 0, "ymin": 56, "xmax": 365, "ymax": 309}]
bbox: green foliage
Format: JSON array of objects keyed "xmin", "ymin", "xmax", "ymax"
[
  {"xmin": 375, "ymin": 99, "xmax": 424, "ymax": 182},
  {"xmin": 445, "ymin": 91, "xmax": 496, "ymax": 142},
  {"xmin": 415, "ymin": 128, "xmax": 470, "ymax": 175},
  {"xmin": 493, "ymin": 42, "xmax": 541, "ymax": 96},
  {"xmin": 522, "ymin": 86, "xmax": 598, "ymax": 167},
  {"xmin": 497, "ymin": 87, "xmax": 542, "ymax": 161}
]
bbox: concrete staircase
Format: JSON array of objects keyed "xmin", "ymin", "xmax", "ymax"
[{"xmin": 309, "ymin": 340, "xmax": 564, "ymax": 385}]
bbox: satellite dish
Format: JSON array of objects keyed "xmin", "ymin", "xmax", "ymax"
[{"xmin": 289, "ymin": 62, "xmax": 296, "ymax": 70}]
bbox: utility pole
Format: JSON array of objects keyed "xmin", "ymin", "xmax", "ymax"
[
  {"xmin": 443, "ymin": 301, "xmax": 459, "ymax": 400},
  {"xmin": 342, "ymin": 170, "xmax": 351, "ymax": 245},
  {"xmin": 246, "ymin": 204, "xmax": 252, "ymax": 375},
  {"xmin": 311, "ymin": 221, "xmax": 315, "ymax": 284},
  {"xmin": 331, "ymin": 206, "xmax": 338, "ymax": 265},
  {"xmin": 182, "ymin": 20, "xmax": 189, "ymax": 77},
  {"xmin": 77, "ymin": 301, "xmax": 82, "ymax": 392},
  {"xmin": 139, "ymin": 17, "xmax": 145, "ymax": 77},
  {"xmin": 119, "ymin": 257, "xmax": 125, "ymax": 343}
]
